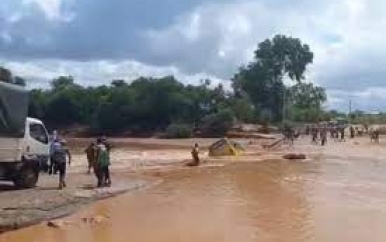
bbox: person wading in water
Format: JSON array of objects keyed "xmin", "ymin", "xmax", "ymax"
[{"xmin": 188, "ymin": 143, "xmax": 200, "ymax": 166}]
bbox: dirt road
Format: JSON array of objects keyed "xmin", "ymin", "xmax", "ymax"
[{"xmin": 0, "ymin": 172, "xmax": 151, "ymax": 232}]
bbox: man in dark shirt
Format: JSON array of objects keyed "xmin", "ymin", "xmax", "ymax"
[{"xmin": 51, "ymin": 139, "xmax": 71, "ymax": 189}]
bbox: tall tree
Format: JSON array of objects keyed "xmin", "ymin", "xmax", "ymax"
[
  {"xmin": 0, "ymin": 67, "xmax": 13, "ymax": 83},
  {"xmin": 50, "ymin": 76, "xmax": 75, "ymax": 90},
  {"xmin": 289, "ymin": 83, "xmax": 326, "ymax": 109},
  {"xmin": 232, "ymin": 35, "xmax": 314, "ymax": 122},
  {"xmin": 14, "ymin": 76, "xmax": 26, "ymax": 87},
  {"xmin": 287, "ymin": 82, "xmax": 327, "ymax": 122},
  {"xmin": 111, "ymin": 79, "xmax": 128, "ymax": 88}
]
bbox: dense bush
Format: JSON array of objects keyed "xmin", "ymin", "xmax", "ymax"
[
  {"xmin": 0, "ymin": 35, "xmax": 331, "ymax": 137},
  {"xmin": 200, "ymin": 109, "xmax": 235, "ymax": 137},
  {"xmin": 165, "ymin": 123, "xmax": 192, "ymax": 138}
]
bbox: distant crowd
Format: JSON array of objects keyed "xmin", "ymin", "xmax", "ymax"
[{"xmin": 283, "ymin": 123, "xmax": 381, "ymax": 146}]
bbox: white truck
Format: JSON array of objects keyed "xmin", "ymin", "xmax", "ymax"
[{"xmin": 0, "ymin": 82, "xmax": 50, "ymax": 188}]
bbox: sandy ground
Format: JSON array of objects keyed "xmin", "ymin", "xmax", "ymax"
[{"xmin": 0, "ymin": 172, "xmax": 151, "ymax": 232}]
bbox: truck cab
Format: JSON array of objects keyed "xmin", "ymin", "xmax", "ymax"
[
  {"xmin": 0, "ymin": 81, "xmax": 50, "ymax": 188},
  {"xmin": 23, "ymin": 117, "xmax": 50, "ymax": 163},
  {"xmin": 0, "ymin": 117, "xmax": 49, "ymax": 188}
]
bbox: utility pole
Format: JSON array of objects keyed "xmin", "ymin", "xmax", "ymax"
[
  {"xmin": 282, "ymin": 88, "xmax": 286, "ymax": 128},
  {"xmin": 349, "ymin": 99, "xmax": 352, "ymax": 124},
  {"xmin": 349, "ymin": 99, "xmax": 352, "ymax": 116}
]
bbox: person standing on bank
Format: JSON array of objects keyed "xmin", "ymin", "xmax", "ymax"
[
  {"xmin": 95, "ymin": 138, "xmax": 111, "ymax": 187},
  {"xmin": 350, "ymin": 126, "xmax": 355, "ymax": 139},
  {"xmin": 85, "ymin": 142, "xmax": 97, "ymax": 174},
  {"xmin": 51, "ymin": 139, "xmax": 71, "ymax": 189},
  {"xmin": 101, "ymin": 136, "xmax": 112, "ymax": 185},
  {"xmin": 101, "ymin": 136, "xmax": 111, "ymax": 152},
  {"xmin": 320, "ymin": 126, "xmax": 327, "ymax": 146}
]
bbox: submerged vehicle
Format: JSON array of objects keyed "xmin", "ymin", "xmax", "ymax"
[{"xmin": 0, "ymin": 81, "xmax": 49, "ymax": 188}]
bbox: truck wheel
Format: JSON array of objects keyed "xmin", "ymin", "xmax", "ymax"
[{"xmin": 13, "ymin": 166, "xmax": 39, "ymax": 188}]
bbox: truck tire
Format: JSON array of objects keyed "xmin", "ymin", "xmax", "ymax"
[{"xmin": 13, "ymin": 166, "xmax": 39, "ymax": 188}]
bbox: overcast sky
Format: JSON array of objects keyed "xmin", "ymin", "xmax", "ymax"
[{"xmin": 1, "ymin": 0, "xmax": 385, "ymax": 112}]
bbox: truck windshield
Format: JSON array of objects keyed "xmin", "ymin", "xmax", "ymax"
[{"xmin": 29, "ymin": 123, "xmax": 48, "ymax": 144}]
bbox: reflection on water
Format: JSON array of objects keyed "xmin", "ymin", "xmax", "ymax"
[{"xmin": 3, "ymin": 157, "xmax": 386, "ymax": 242}]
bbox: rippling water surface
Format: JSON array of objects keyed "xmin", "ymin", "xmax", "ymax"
[{"xmin": 2, "ymin": 156, "xmax": 386, "ymax": 242}]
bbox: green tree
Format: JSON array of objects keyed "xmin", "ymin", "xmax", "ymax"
[
  {"xmin": 229, "ymin": 96, "xmax": 256, "ymax": 123},
  {"xmin": 289, "ymin": 83, "xmax": 326, "ymax": 109},
  {"xmin": 200, "ymin": 109, "xmax": 235, "ymax": 137},
  {"xmin": 28, "ymin": 89, "xmax": 47, "ymax": 119},
  {"xmin": 44, "ymin": 93, "xmax": 81, "ymax": 126},
  {"xmin": 50, "ymin": 76, "xmax": 75, "ymax": 90},
  {"xmin": 14, "ymin": 76, "xmax": 26, "ymax": 86},
  {"xmin": 0, "ymin": 67, "xmax": 13, "ymax": 83},
  {"xmin": 232, "ymin": 35, "xmax": 314, "ymax": 122},
  {"xmin": 287, "ymin": 82, "xmax": 327, "ymax": 122},
  {"xmin": 111, "ymin": 79, "xmax": 128, "ymax": 88}
]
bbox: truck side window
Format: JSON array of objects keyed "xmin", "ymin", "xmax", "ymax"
[{"xmin": 30, "ymin": 124, "xmax": 48, "ymax": 144}]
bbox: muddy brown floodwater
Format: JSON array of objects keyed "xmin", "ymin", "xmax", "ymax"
[{"xmin": 2, "ymin": 142, "xmax": 386, "ymax": 242}]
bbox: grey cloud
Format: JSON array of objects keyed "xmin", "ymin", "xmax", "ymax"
[
  {"xmin": 327, "ymin": 88, "xmax": 386, "ymax": 112},
  {"xmin": 144, "ymin": 0, "xmax": 337, "ymax": 78},
  {"xmin": 0, "ymin": 0, "xmax": 214, "ymax": 60},
  {"xmin": 1, "ymin": 0, "xmax": 386, "ymax": 111},
  {"xmin": 2, "ymin": 59, "xmax": 227, "ymax": 89},
  {"xmin": 314, "ymin": 43, "xmax": 386, "ymax": 92}
]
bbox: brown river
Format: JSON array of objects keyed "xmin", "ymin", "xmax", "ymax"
[{"xmin": 2, "ymin": 147, "xmax": 386, "ymax": 242}]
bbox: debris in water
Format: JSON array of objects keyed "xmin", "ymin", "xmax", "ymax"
[
  {"xmin": 186, "ymin": 161, "xmax": 199, "ymax": 167},
  {"xmin": 283, "ymin": 153, "xmax": 306, "ymax": 160},
  {"xmin": 47, "ymin": 220, "xmax": 68, "ymax": 229},
  {"xmin": 81, "ymin": 215, "xmax": 109, "ymax": 225}
]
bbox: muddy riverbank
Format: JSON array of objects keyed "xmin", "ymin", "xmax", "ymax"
[
  {"xmin": 0, "ymin": 137, "xmax": 272, "ymax": 234},
  {"xmin": 2, "ymin": 136, "xmax": 386, "ymax": 241},
  {"xmin": 0, "ymin": 172, "xmax": 154, "ymax": 233}
]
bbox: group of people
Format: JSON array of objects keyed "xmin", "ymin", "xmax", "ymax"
[
  {"xmin": 49, "ymin": 133, "xmax": 204, "ymax": 189},
  {"xmin": 306, "ymin": 124, "xmax": 373, "ymax": 146},
  {"xmin": 283, "ymin": 126, "xmax": 300, "ymax": 145},
  {"xmin": 48, "ymin": 135, "xmax": 112, "ymax": 189},
  {"xmin": 84, "ymin": 138, "xmax": 112, "ymax": 188},
  {"xmin": 308, "ymin": 125, "xmax": 345, "ymax": 145}
]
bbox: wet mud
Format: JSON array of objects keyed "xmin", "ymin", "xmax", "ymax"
[{"xmin": 2, "ymin": 137, "xmax": 386, "ymax": 241}]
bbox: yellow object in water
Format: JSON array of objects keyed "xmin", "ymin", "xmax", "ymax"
[{"xmin": 209, "ymin": 138, "xmax": 244, "ymax": 157}]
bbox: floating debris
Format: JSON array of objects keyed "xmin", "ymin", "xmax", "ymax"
[
  {"xmin": 47, "ymin": 220, "xmax": 70, "ymax": 229},
  {"xmin": 283, "ymin": 153, "xmax": 306, "ymax": 160},
  {"xmin": 81, "ymin": 215, "xmax": 109, "ymax": 225}
]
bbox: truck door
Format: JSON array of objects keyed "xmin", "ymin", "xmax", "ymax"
[{"xmin": 25, "ymin": 122, "xmax": 49, "ymax": 161}]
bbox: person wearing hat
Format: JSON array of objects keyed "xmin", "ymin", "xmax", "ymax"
[{"xmin": 51, "ymin": 138, "xmax": 71, "ymax": 189}]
